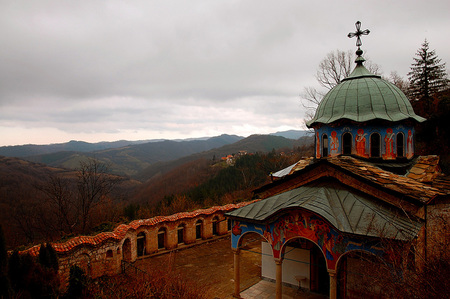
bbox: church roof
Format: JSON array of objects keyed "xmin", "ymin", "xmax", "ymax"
[
  {"xmin": 306, "ymin": 63, "xmax": 426, "ymax": 127},
  {"xmin": 226, "ymin": 180, "xmax": 421, "ymax": 241},
  {"xmin": 326, "ymin": 156, "xmax": 444, "ymax": 203},
  {"xmin": 264, "ymin": 156, "xmax": 446, "ymax": 205}
]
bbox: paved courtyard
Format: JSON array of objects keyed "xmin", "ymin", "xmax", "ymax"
[
  {"xmin": 241, "ymin": 280, "xmax": 328, "ymax": 299},
  {"xmin": 132, "ymin": 235, "xmax": 327, "ymax": 298}
]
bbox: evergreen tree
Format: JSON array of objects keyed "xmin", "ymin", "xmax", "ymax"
[
  {"xmin": 408, "ymin": 40, "xmax": 448, "ymax": 103},
  {"xmin": 0, "ymin": 225, "xmax": 7, "ymax": 276},
  {"xmin": 65, "ymin": 265, "xmax": 86, "ymax": 299},
  {"xmin": 8, "ymin": 251, "xmax": 21, "ymax": 291},
  {"xmin": 0, "ymin": 224, "xmax": 12, "ymax": 298},
  {"xmin": 39, "ymin": 243, "xmax": 59, "ymax": 271}
]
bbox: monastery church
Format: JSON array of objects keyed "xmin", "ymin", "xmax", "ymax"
[{"xmin": 226, "ymin": 22, "xmax": 450, "ymax": 299}]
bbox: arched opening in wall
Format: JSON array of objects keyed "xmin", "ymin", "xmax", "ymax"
[
  {"xmin": 337, "ymin": 250, "xmax": 387, "ymax": 298},
  {"xmin": 122, "ymin": 238, "xmax": 132, "ymax": 262},
  {"xmin": 106, "ymin": 250, "xmax": 113, "ymax": 258},
  {"xmin": 238, "ymin": 232, "xmax": 264, "ymax": 282},
  {"xmin": 158, "ymin": 227, "xmax": 167, "ymax": 250},
  {"xmin": 137, "ymin": 232, "xmax": 146, "ymax": 257},
  {"xmin": 177, "ymin": 224, "xmax": 185, "ymax": 244},
  {"xmin": 212, "ymin": 216, "xmax": 219, "ymax": 236},
  {"xmin": 370, "ymin": 133, "xmax": 381, "ymax": 157},
  {"xmin": 78, "ymin": 253, "xmax": 91, "ymax": 277},
  {"xmin": 342, "ymin": 132, "xmax": 352, "ymax": 155},
  {"xmin": 196, "ymin": 220, "xmax": 203, "ymax": 240},
  {"xmin": 279, "ymin": 238, "xmax": 329, "ymax": 294},
  {"xmin": 396, "ymin": 132, "xmax": 404, "ymax": 157},
  {"xmin": 322, "ymin": 134, "xmax": 329, "ymax": 157}
]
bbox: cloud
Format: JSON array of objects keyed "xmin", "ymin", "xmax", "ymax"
[{"xmin": 0, "ymin": 0, "xmax": 449, "ymax": 145}]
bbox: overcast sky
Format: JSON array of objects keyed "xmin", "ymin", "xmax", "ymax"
[{"xmin": 1, "ymin": 0, "xmax": 449, "ymax": 146}]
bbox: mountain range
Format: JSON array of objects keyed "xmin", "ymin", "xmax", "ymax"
[{"xmin": 0, "ymin": 130, "xmax": 312, "ymax": 179}]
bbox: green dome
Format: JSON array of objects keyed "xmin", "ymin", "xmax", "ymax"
[{"xmin": 306, "ymin": 63, "xmax": 426, "ymax": 127}]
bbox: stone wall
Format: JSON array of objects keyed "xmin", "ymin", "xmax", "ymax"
[{"xmin": 22, "ymin": 202, "xmax": 252, "ymax": 287}]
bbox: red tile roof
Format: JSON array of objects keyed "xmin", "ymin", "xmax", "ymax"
[{"xmin": 21, "ymin": 201, "xmax": 256, "ymax": 257}]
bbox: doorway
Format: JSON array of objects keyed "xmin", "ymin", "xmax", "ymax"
[{"xmin": 310, "ymin": 245, "xmax": 329, "ymax": 295}]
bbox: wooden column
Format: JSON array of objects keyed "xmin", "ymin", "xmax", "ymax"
[
  {"xmin": 233, "ymin": 248, "xmax": 240, "ymax": 298},
  {"xmin": 275, "ymin": 259, "xmax": 283, "ymax": 299},
  {"xmin": 328, "ymin": 269, "xmax": 337, "ymax": 299}
]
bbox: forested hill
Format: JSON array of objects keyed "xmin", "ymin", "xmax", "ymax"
[
  {"xmin": 4, "ymin": 132, "xmax": 311, "ymax": 179},
  {"xmin": 0, "ymin": 139, "xmax": 152, "ymax": 157},
  {"xmin": 19, "ymin": 134, "xmax": 244, "ymax": 177},
  {"xmin": 0, "ymin": 134, "xmax": 243, "ymax": 158},
  {"xmin": 134, "ymin": 134, "xmax": 313, "ymax": 182},
  {"xmin": 0, "ymin": 156, "xmax": 141, "ymax": 249},
  {"xmin": 131, "ymin": 135, "xmax": 315, "ymax": 215}
]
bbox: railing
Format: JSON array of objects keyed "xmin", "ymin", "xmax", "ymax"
[{"xmin": 121, "ymin": 260, "xmax": 149, "ymax": 276}]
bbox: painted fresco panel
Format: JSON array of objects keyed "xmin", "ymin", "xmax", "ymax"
[
  {"xmin": 315, "ymin": 124, "xmax": 414, "ymax": 159},
  {"xmin": 231, "ymin": 210, "xmax": 382, "ymax": 270}
]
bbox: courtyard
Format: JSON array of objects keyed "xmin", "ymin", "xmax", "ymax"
[{"xmin": 130, "ymin": 235, "xmax": 327, "ymax": 298}]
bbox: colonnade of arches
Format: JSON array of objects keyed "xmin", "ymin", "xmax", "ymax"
[
  {"xmin": 230, "ymin": 212, "xmax": 385, "ymax": 299},
  {"xmin": 233, "ymin": 231, "xmax": 382, "ymax": 299},
  {"xmin": 121, "ymin": 215, "xmax": 228, "ymax": 263}
]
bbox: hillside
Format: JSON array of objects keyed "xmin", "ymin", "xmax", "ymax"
[
  {"xmin": 131, "ymin": 135, "xmax": 314, "ymax": 208},
  {"xmin": 23, "ymin": 134, "xmax": 243, "ymax": 177},
  {"xmin": 0, "ymin": 132, "xmax": 313, "ymax": 248},
  {"xmin": 135, "ymin": 134, "xmax": 314, "ymax": 182},
  {"xmin": 0, "ymin": 156, "xmax": 141, "ymax": 249},
  {"xmin": 0, "ymin": 139, "xmax": 153, "ymax": 157}
]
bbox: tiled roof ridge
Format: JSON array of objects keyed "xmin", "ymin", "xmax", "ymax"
[
  {"xmin": 327, "ymin": 156, "xmax": 445, "ymax": 202},
  {"xmin": 406, "ymin": 155, "xmax": 442, "ymax": 183},
  {"xmin": 20, "ymin": 200, "xmax": 258, "ymax": 257}
]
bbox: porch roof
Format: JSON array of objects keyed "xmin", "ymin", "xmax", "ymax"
[{"xmin": 226, "ymin": 180, "xmax": 422, "ymax": 241}]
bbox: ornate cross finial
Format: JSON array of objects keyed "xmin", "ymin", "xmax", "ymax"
[{"xmin": 348, "ymin": 21, "xmax": 370, "ymax": 48}]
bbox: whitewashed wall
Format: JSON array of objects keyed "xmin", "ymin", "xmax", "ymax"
[{"xmin": 261, "ymin": 241, "xmax": 310, "ymax": 288}]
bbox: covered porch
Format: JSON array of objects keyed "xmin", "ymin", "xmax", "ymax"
[{"xmin": 226, "ymin": 180, "xmax": 421, "ymax": 299}]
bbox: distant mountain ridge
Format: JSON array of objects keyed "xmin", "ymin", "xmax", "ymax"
[
  {"xmin": 270, "ymin": 130, "xmax": 310, "ymax": 139},
  {"xmin": 1, "ymin": 130, "xmax": 309, "ymax": 178},
  {"xmin": 134, "ymin": 133, "xmax": 313, "ymax": 182},
  {"xmin": 0, "ymin": 139, "xmax": 152, "ymax": 157},
  {"xmin": 0, "ymin": 130, "xmax": 307, "ymax": 158},
  {"xmin": 23, "ymin": 134, "xmax": 244, "ymax": 177}
]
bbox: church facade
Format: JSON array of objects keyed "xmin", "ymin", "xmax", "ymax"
[{"xmin": 226, "ymin": 22, "xmax": 450, "ymax": 299}]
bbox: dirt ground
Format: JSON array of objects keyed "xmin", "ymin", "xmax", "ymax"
[{"xmin": 132, "ymin": 235, "xmax": 262, "ymax": 299}]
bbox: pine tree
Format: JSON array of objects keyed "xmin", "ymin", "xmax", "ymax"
[
  {"xmin": 408, "ymin": 39, "xmax": 449, "ymax": 102},
  {"xmin": 0, "ymin": 224, "xmax": 12, "ymax": 298},
  {"xmin": 39, "ymin": 243, "xmax": 59, "ymax": 271},
  {"xmin": 65, "ymin": 265, "xmax": 86, "ymax": 299}
]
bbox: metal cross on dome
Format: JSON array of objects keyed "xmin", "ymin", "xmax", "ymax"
[{"xmin": 348, "ymin": 21, "xmax": 370, "ymax": 48}]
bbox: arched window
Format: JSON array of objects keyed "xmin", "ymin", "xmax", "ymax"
[
  {"xmin": 322, "ymin": 134, "xmax": 329, "ymax": 157},
  {"xmin": 212, "ymin": 216, "xmax": 219, "ymax": 236},
  {"xmin": 370, "ymin": 133, "xmax": 381, "ymax": 157},
  {"xmin": 342, "ymin": 132, "xmax": 352, "ymax": 155},
  {"xmin": 177, "ymin": 224, "xmax": 185, "ymax": 244},
  {"xmin": 137, "ymin": 232, "xmax": 146, "ymax": 257},
  {"xmin": 195, "ymin": 220, "xmax": 203, "ymax": 240},
  {"xmin": 396, "ymin": 132, "xmax": 404, "ymax": 157},
  {"xmin": 157, "ymin": 227, "xmax": 166, "ymax": 250}
]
